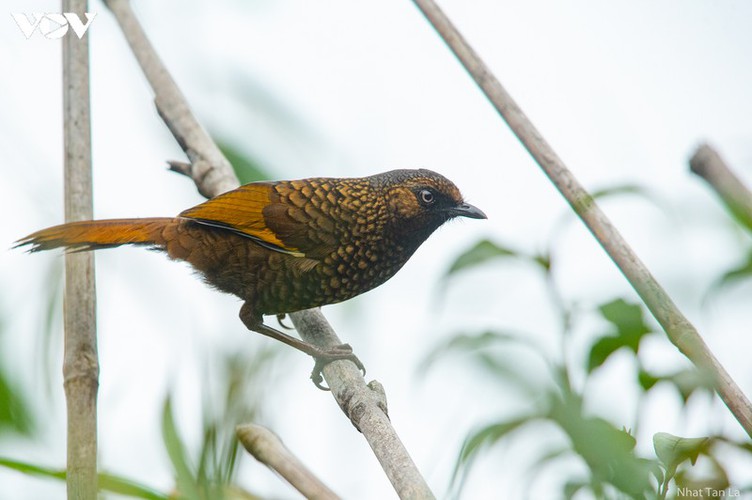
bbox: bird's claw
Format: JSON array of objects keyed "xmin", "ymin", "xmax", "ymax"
[
  {"xmin": 310, "ymin": 343, "xmax": 366, "ymax": 390},
  {"xmin": 276, "ymin": 313, "xmax": 294, "ymax": 330}
]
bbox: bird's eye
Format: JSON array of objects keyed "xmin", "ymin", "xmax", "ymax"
[{"xmin": 419, "ymin": 189, "xmax": 435, "ymax": 205}]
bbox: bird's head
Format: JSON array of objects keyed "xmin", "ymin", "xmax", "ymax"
[{"xmin": 375, "ymin": 169, "xmax": 486, "ymax": 247}]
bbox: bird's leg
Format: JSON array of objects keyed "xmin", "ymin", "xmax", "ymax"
[{"xmin": 240, "ymin": 303, "xmax": 365, "ymax": 390}]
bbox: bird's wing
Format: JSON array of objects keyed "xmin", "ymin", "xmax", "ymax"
[{"xmin": 179, "ymin": 181, "xmax": 339, "ymax": 260}]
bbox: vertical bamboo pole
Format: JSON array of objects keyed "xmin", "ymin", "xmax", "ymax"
[{"xmin": 62, "ymin": 1, "xmax": 99, "ymax": 497}]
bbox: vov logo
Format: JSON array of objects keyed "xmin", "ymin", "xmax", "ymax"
[{"xmin": 11, "ymin": 12, "xmax": 97, "ymax": 39}]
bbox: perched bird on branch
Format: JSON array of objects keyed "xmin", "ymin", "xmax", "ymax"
[{"xmin": 16, "ymin": 169, "xmax": 486, "ymax": 388}]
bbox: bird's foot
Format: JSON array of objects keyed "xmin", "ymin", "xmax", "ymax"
[
  {"xmin": 311, "ymin": 343, "xmax": 366, "ymax": 391},
  {"xmin": 276, "ymin": 313, "xmax": 294, "ymax": 330}
]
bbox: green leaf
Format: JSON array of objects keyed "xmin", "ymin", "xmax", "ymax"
[
  {"xmin": 444, "ymin": 239, "xmax": 518, "ymax": 279},
  {"xmin": 653, "ymin": 432, "xmax": 711, "ymax": 476},
  {"xmin": 637, "ymin": 368, "xmax": 660, "ymax": 392},
  {"xmin": 451, "ymin": 415, "xmax": 537, "ymax": 495},
  {"xmin": 0, "ymin": 457, "xmax": 65, "ymax": 481},
  {"xmin": 717, "ymin": 248, "xmax": 752, "ymax": 288},
  {"xmin": 587, "ymin": 335, "xmax": 625, "ymax": 373},
  {"xmin": 420, "ymin": 330, "xmax": 549, "ymax": 394},
  {"xmin": 215, "ymin": 139, "xmax": 270, "ymax": 185},
  {"xmin": 162, "ymin": 396, "xmax": 201, "ymax": 500},
  {"xmin": 587, "ymin": 299, "xmax": 653, "ymax": 373},
  {"xmin": 421, "ymin": 330, "xmax": 519, "ymax": 370},
  {"xmin": 591, "ymin": 184, "xmax": 656, "ymax": 202},
  {"xmin": 563, "ymin": 479, "xmax": 589, "ymax": 499},
  {"xmin": 668, "ymin": 369, "xmax": 715, "ymax": 403},
  {"xmin": 635, "ymin": 368, "xmax": 713, "ymax": 402},
  {"xmin": 548, "ymin": 393, "xmax": 655, "ymax": 497},
  {"xmin": 599, "ymin": 299, "xmax": 651, "ymax": 341},
  {"xmin": 98, "ymin": 472, "xmax": 169, "ymax": 500},
  {"xmin": 0, "ymin": 361, "xmax": 34, "ymax": 437},
  {"xmin": 0, "ymin": 458, "xmax": 168, "ymax": 500}
]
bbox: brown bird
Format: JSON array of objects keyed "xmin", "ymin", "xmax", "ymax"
[{"xmin": 16, "ymin": 169, "xmax": 486, "ymax": 388}]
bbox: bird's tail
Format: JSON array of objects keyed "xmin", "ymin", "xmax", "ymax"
[{"xmin": 15, "ymin": 218, "xmax": 177, "ymax": 253}]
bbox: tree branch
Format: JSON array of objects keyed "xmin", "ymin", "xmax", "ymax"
[
  {"xmin": 103, "ymin": 0, "xmax": 434, "ymax": 497},
  {"xmin": 290, "ymin": 311, "xmax": 433, "ymax": 499},
  {"xmin": 411, "ymin": 0, "xmax": 752, "ymax": 436},
  {"xmin": 62, "ymin": 0, "xmax": 99, "ymax": 497},
  {"xmin": 236, "ymin": 424, "xmax": 340, "ymax": 500},
  {"xmin": 690, "ymin": 143, "xmax": 752, "ymax": 232}
]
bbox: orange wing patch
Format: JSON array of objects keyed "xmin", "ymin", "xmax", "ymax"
[{"xmin": 179, "ymin": 183, "xmax": 305, "ymax": 257}]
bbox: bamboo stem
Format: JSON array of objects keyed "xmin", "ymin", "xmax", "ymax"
[
  {"xmin": 237, "ymin": 424, "xmax": 340, "ymax": 500},
  {"xmin": 690, "ymin": 143, "xmax": 752, "ymax": 231},
  {"xmin": 62, "ymin": 0, "xmax": 99, "ymax": 497}
]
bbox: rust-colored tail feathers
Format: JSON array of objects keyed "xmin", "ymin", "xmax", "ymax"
[{"xmin": 15, "ymin": 218, "xmax": 176, "ymax": 253}]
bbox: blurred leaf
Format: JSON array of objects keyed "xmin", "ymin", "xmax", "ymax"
[
  {"xmin": 638, "ymin": 368, "xmax": 714, "ymax": 403},
  {"xmin": 195, "ymin": 345, "xmax": 280, "ymax": 491},
  {"xmin": 99, "ymin": 472, "xmax": 169, "ymax": 500},
  {"xmin": 460, "ymin": 417, "xmax": 537, "ymax": 464},
  {"xmin": 637, "ymin": 368, "xmax": 660, "ymax": 392},
  {"xmin": 0, "ymin": 372, "xmax": 34, "ymax": 437},
  {"xmin": 420, "ymin": 330, "xmax": 551, "ymax": 394},
  {"xmin": 442, "ymin": 239, "xmax": 551, "ymax": 285},
  {"xmin": 591, "ymin": 184, "xmax": 657, "ymax": 203},
  {"xmin": 548, "ymin": 389, "xmax": 654, "ymax": 498},
  {"xmin": 444, "ymin": 239, "xmax": 517, "ymax": 278},
  {"xmin": 716, "ymin": 247, "xmax": 752, "ymax": 289},
  {"xmin": 587, "ymin": 335, "xmax": 626, "ymax": 373},
  {"xmin": 0, "ymin": 457, "xmax": 168, "ymax": 500},
  {"xmin": 39, "ymin": 259, "xmax": 63, "ymax": 399},
  {"xmin": 587, "ymin": 299, "xmax": 653, "ymax": 373},
  {"xmin": 162, "ymin": 397, "xmax": 202, "ymax": 500},
  {"xmin": 599, "ymin": 299, "xmax": 651, "ymax": 340},
  {"xmin": 668, "ymin": 369, "xmax": 715, "ymax": 403},
  {"xmin": 563, "ymin": 479, "xmax": 590, "ymax": 499},
  {"xmin": 421, "ymin": 330, "xmax": 520, "ymax": 370},
  {"xmin": 0, "ymin": 314, "xmax": 34, "ymax": 436},
  {"xmin": 451, "ymin": 415, "xmax": 537, "ymax": 494},
  {"xmin": 0, "ymin": 457, "xmax": 65, "ymax": 481},
  {"xmin": 215, "ymin": 138, "xmax": 270, "ymax": 185}
]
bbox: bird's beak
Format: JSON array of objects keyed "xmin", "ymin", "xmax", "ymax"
[{"xmin": 449, "ymin": 202, "xmax": 487, "ymax": 220}]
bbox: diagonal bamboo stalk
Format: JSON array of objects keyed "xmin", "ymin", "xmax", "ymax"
[
  {"xmin": 237, "ymin": 424, "xmax": 340, "ymax": 500},
  {"xmin": 690, "ymin": 143, "xmax": 752, "ymax": 231},
  {"xmin": 62, "ymin": 0, "xmax": 99, "ymax": 497},
  {"xmin": 103, "ymin": 1, "xmax": 435, "ymax": 497},
  {"xmin": 411, "ymin": 0, "xmax": 752, "ymax": 436}
]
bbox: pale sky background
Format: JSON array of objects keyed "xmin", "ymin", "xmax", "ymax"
[{"xmin": 2, "ymin": 1, "xmax": 752, "ymax": 499}]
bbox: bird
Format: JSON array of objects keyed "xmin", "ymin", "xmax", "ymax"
[{"xmin": 16, "ymin": 169, "xmax": 486, "ymax": 388}]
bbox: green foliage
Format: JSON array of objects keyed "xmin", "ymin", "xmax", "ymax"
[
  {"xmin": 715, "ymin": 247, "xmax": 752, "ymax": 290},
  {"xmin": 650, "ymin": 433, "xmax": 748, "ymax": 499},
  {"xmin": 439, "ymin": 329, "xmax": 657, "ymax": 498},
  {"xmin": 638, "ymin": 368, "xmax": 715, "ymax": 404},
  {"xmin": 588, "ymin": 298, "xmax": 654, "ymax": 373},
  {"xmin": 0, "ymin": 457, "xmax": 167, "ymax": 499},
  {"xmin": 443, "ymin": 239, "xmax": 549, "ymax": 281},
  {"xmin": 0, "ymin": 372, "xmax": 34, "ymax": 437},
  {"xmin": 0, "ymin": 310, "xmax": 35, "ymax": 437},
  {"xmin": 443, "ymin": 239, "xmax": 518, "ymax": 278},
  {"xmin": 160, "ymin": 345, "xmax": 280, "ymax": 499},
  {"xmin": 215, "ymin": 138, "xmax": 271, "ymax": 185},
  {"xmin": 162, "ymin": 397, "xmax": 204, "ymax": 500},
  {"xmin": 435, "ymin": 181, "xmax": 752, "ymax": 498}
]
